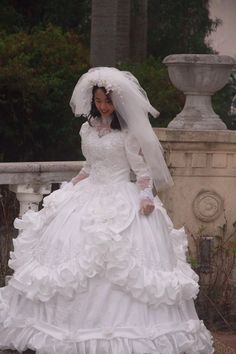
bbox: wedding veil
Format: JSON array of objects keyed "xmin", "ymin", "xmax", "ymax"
[{"xmin": 70, "ymin": 67, "xmax": 174, "ymax": 191}]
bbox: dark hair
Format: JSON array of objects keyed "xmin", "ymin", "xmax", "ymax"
[{"xmin": 88, "ymin": 86, "xmax": 121, "ymax": 130}]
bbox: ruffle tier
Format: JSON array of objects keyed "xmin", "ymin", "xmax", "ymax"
[
  {"xmin": 8, "ymin": 181, "xmax": 199, "ymax": 306},
  {"xmin": 0, "ymin": 296, "xmax": 213, "ymax": 354},
  {"xmin": 0, "ymin": 181, "xmax": 214, "ymax": 354},
  {"xmin": 0, "ymin": 326, "xmax": 214, "ymax": 354}
]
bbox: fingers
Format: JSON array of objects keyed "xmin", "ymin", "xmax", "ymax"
[{"xmin": 140, "ymin": 203, "xmax": 155, "ymax": 216}]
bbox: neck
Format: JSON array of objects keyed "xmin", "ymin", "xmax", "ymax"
[{"xmin": 100, "ymin": 116, "xmax": 112, "ymax": 125}]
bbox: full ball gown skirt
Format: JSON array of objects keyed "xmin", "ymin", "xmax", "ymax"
[{"xmin": 0, "ymin": 123, "xmax": 214, "ymax": 353}]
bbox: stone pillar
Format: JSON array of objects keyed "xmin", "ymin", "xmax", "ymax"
[
  {"xmin": 157, "ymin": 128, "xmax": 236, "ymax": 328},
  {"xmin": 163, "ymin": 54, "xmax": 235, "ymax": 130},
  {"xmin": 157, "ymin": 128, "xmax": 236, "ymax": 237},
  {"xmin": 10, "ymin": 184, "xmax": 51, "ymax": 217}
]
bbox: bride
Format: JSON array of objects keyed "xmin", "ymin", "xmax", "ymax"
[{"xmin": 0, "ymin": 67, "xmax": 214, "ymax": 353}]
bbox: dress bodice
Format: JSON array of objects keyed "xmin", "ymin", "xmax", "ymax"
[{"xmin": 81, "ymin": 123, "xmax": 130, "ymax": 184}]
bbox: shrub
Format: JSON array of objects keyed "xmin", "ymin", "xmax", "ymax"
[
  {"xmin": 118, "ymin": 57, "xmax": 184, "ymax": 128},
  {"xmin": 0, "ymin": 25, "xmax": 89, "ymax": 162},
  {"xmin": 212, "ymin": 82, "xmax": 235, "ymax": 130}
]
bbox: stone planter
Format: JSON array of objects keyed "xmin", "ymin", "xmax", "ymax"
[{"xmin": 163, "ymin": 54, "xmax": 235, "ymax": 130}]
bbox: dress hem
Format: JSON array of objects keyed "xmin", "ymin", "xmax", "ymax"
[{"xmin": 0, "ymin": 318, "xmax": 214, "ymax": 354}]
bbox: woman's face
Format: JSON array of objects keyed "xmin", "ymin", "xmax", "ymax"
[{"xmin": 94, "ymin": 88, "xmax": 115, "ymax": 118}]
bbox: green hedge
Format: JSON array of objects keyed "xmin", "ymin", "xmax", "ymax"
[
  {"xmin": 118, "ymin": 58, "xmax": 184, "ymax": 127},
  {"xmin": 0, "ymin": 25, "xmax": 89, "ymax": 162}
]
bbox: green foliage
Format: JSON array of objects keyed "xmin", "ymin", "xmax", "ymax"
[
  {"xmin": 118, "ymin": 57, "xmax": 184, "ymax": 127},
  {"xmin": 0, "ymin": 0, "xmax": 24, "ymax": 32},
  {"xmin": 0, "ymin": 25, "xmax": 89, "ymax": 162},
  {"xmin": 213, "ymin": 83, "xmax": 236, "ymax": 130},
  {"xmin": 148, "ymin": 0, "xmax": 221, "ymax": 59},
  {"xmin": 0, "ymin": 0, "xmax": 91, "ymax": 42},
  {"xmin": 2, "ymin": 0, "xmax": 219, "ymax": 59}
]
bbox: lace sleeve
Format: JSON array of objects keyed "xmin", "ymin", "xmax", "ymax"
[
  {"xmin": 124, "ymin": 132, "xmax": 154, "ymax": 202},
  {"xmin": 71, "ymin": 122, "xmax": 91, "ymax": 185},
  {"xmin": 71, "ymin": 162, "xmax": 90, "ymax": 185}
]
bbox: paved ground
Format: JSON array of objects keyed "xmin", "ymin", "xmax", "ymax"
[{"xmin": 213, "ymin": 331, "xmax": 236, "ymax": 353}]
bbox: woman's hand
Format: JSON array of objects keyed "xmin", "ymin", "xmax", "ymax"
[
  {"xmin": 140, "ymin": 199, "xmax": 155, "ymax": 216},
  {"xmin": 71, "ymin": 171, "xmax": 89, "ymax": 185}
]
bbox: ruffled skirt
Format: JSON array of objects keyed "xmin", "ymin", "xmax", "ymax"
[{"xmin": 0, "ymin": 179, "xmax": 214, "ymax": 353}]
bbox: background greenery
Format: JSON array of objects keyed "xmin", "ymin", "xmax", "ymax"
[
  {"xmin": 0, "ymin": 25, "xmax": 89, "ymax": 161},
  {"xmin": 0, "ymin": 0, "xmax": 234, "ymax": 162}
]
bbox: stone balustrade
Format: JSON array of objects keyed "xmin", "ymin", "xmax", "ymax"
[{"xmin": 0, "ymin": 161, "xmax": 83, "ymax": 216}]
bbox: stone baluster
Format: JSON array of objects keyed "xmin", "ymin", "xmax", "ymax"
[
  {"xmin": 5, "ymin": 184, "xmax": 51, "ymax": 286},
  {"xmin": 9, "ymin": 183, "xmax": 52, "ymax": 218}
]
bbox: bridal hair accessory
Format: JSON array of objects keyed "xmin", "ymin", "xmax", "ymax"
[{"xmin": 70, "ymin": 67, "xmax": 174, "ymax": 191}]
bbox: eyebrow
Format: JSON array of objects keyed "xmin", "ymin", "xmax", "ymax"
[{"xmin": 95, "ymin": 97, "xmax": 111, "ymax": 102}]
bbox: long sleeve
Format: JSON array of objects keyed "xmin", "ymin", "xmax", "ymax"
[
  {"xmin": 71, "ymin": 122, "xmax": 91, "ymax": 185},
  {"xmin": 124, "ymin": 132, "xmax": 154, "ymax": 202},
  {"xmin": 71, "ymin": 161, "xmax": 91, "ymax": 185}
]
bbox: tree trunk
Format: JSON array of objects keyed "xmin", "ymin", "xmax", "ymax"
[
  {"xmin": 115, "ymin": 0, "xmax": 131, "ymax": 62},
  {"xmin": 90, "ymin": 0, "xmax": 131, "ymax": 67},
  {"xmin": 130, "ymin": 0, "xmax": 148, "ymax": 62}
]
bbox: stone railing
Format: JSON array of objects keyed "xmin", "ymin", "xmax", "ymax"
[{"xmin": 0, "ymin": 161, "xmax": 83, "ymax": 217}]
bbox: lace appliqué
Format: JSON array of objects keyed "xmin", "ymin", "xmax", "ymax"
[
  {"xmin": 75, "ymin": 122, "xmax": 154, "ymax": 203},
  {"xmin": 90, "ymin": 116, "xmax": 112, "ymax": 138},
  {"xmin": 137, "ymin": 175, "xmax": 154, "ymax": 203}
]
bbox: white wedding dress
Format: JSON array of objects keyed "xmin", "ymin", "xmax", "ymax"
[{"xmin": 0, "ymin": 122, "xmax": 214, "ymax": 354}]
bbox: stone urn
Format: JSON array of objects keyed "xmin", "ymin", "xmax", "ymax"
[{"xmin": 163, "ymin": 54, "xmax": 235, "ymax": 130}]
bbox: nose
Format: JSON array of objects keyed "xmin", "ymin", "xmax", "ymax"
[{"xmin": 100, "ymin": 102, "xmax": 107, "ymax": 110}]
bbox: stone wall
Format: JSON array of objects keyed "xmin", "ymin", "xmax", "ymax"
[{"xmin": 157, "ymin": 128, "xmax": 236, "ymax": 250}]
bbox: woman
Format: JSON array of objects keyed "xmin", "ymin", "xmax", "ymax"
[{"xmin": 0, "ymin": 67, "xmax": 214, "ymax": 353}]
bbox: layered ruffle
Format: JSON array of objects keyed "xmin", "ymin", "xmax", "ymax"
[
  {"xmin": 0, "ymin": 298, "xmax": 214, "ymax": 354},
  {"xmin": 8, "ymin": 181, "xmax": 199, "ymax": 306},
  {"xmin": 0, "ymin": 181, "xmax": 214, "ymax": 353}
]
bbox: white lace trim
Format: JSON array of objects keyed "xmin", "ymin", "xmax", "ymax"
[{"xmin": 139, "ymin": 188, "xmax": 154, "ymax": 202}]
